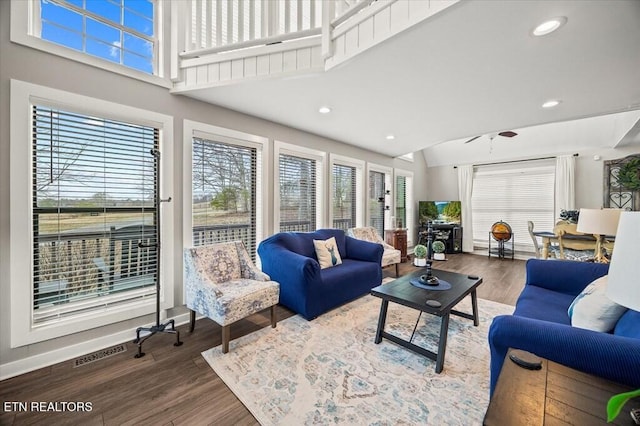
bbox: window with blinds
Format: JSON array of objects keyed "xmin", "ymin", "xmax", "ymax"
[
  {"xmin": 32, "ymin": 105, "xmax": 159, "ymax": 325},
  {"xmin": 192, "ymin": 137, "xmax": 258, "ymax": 258},
  {"xmin": 471, "ymin": 160, "xmax": 556, "ymax": 252},
  {"xmin": 369, "ymin": 170, "xmax": 385, "ymax": 236},
  {"xmin": 279, "ymin": 153, "xmax": 317, "ymax": 232},
  {"xmin": 332, "ymin": 164, "xmax": 356, "ymax": 230},
  {"xmin": 395, "ymin": 175, "xmax": 407, "ymax": 228}
]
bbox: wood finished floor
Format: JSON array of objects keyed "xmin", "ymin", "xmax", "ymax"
[{"xmin": 0, "ymin": 254, "xmax": 526, "ymax": 426}]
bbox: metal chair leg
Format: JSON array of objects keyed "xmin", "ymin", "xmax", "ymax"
[
  {"xmin": 189, "ymin": 310, "xmax": 196, "ymax": 333},
  {"xmin": 271, "ymin": 305, "xmax": 277, "ymax": 328}
]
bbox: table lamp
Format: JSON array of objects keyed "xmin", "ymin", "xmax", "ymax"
[
  {"xmin": 606, "ymin": 211, "xmax": 640, "ymax": 312},
  {"xmin": 576, "ymin": 208, "xmax": 621, "ymax": 263}
]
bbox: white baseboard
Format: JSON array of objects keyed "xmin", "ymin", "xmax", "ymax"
[{"xmin": 0, "ymin": 312, "xmax": 193, "ymax": 381}]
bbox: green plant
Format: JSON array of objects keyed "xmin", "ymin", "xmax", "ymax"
[
  {"xmin": 413, "ymin": 244, "xmax": 427, "ymax": 259},
  {"xmin": 617, "ymin": 158, "xmax": 640, "ymax": 190},
  {"xmin": 607, "ymin": 388, "xmax": 640, "ymax": 422},
  {"xmin": 432, "ymin": 240, "xmax": 446, "ymax": 254}
]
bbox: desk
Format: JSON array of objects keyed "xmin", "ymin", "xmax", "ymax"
[
  {"xmin": 533, "ymin": 221, "xmax": 614, "ymax": 260},
  {"xmin": 484, "ymin": 349, "xmax": 639, "ymax": 425}
]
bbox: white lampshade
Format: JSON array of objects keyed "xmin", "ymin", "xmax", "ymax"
[
  {"xmin": 606, "ymin": 211, "xmax": 640, "ymax": 311},
  {"xmin": 576, "ymin": 208, "xmax": 621, "ymax": 236}
]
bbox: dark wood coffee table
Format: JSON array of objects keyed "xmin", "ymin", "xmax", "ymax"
[{"xmin": 371, "ymin": 268, "xmax": 483, "ymax": 373}]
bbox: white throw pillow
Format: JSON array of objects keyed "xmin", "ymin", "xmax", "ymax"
[
  {"xmin": 313, "ymin": 237, "xmax": 343, "ymax": 269},
  {"xmin": 567, "ymin": 275, "xmax": 627, "ymax": 332}
]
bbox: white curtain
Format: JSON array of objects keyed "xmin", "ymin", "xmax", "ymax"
[
  {"xmin": 555, "ymin": 155, "xmax": 576, "ymax": 220},
  {"xmin": 457, "ymin": 165, "xmax": 474, "ymax": 252}
]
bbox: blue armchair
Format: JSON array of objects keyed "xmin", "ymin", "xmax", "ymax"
[
  {"xmin": 488, "ymin": 259, "xmax": 640, "ymax": 395},
  {"xmin": 258, "ymin": 228, "xmax": 383, "ymax": 319}
]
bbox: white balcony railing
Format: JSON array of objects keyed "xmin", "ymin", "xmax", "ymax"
[{"xmin": 171, "ymin": 0, "xmax": 458, "ymax": 89}]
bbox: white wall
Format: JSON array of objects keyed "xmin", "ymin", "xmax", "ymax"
[{"xmin": 0, "ymin": 0, "xmax": 428, "ymax": 377}]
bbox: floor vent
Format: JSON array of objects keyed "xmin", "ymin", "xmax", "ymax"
[{"xmin": 73, "ymin": 344, "xmax": 127, "ymax": 368}]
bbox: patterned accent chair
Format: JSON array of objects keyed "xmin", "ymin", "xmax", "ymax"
[
  {"xmin": 347, "ymin": 226, "xmax": 401, "ymax": 277},
  {"xmin": 184, "ymin": 241, "xmax": 280, "ymax": 353}
]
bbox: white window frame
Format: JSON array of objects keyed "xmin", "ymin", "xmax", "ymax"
[
  {"xmin": 367, "ymin": 163, "xmax": 393, "ymax": 233},
  {"xmin": 393, "ymin": 168, "xmax": 415, "ymax": 246},
  {"xmin": 328, "ymin": 153, "xmax": 365, "ymax": 229},
  {"xmin": 274, "ymin": 141, "xmax": 326, "ymax": 232},
  {"xmin": 182, "ymin": 120, "xmax": 269, "ymax": 256},
  {"xmin": 10, "ymin": 0, "xmax": 170, "ymax": 88},
  {"xmin": 9, "ymin": 79, "xmax": 174, "ymax": 348}
]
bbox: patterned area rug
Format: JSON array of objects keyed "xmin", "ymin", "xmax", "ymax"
[{"xmin": 202, "ymin": 293, "xmax": 513, "ymax": 425}]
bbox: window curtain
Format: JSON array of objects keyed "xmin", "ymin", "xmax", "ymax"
[
  {"xmin": 457, "ymin": 165, "xmax": 474, "ymax": 252},
  {"xmin": 555, "ymin": 155, "xmax": 576, "ymax": 220}
]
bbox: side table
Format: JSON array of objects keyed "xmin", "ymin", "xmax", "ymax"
[
  {"xmin": 484, "ymin": 349, "xmax": 639, "ymax": 425},
  {"xmin": 385, "ymin": 228, "xmax": 408, "ymax": 262}
]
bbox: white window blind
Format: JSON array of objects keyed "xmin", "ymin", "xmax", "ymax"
[
  {"xmin": 192, "ymin": 137, "xmax": 259, "ymax": 258},
  {"xmin": 332, "ymin": 163, "xmax": 356, "ymax": 230},
  {"xmin": 395, "ymin": 175, "xmax": 407, "ymax": 228},
  {"xmin": 471, "ymin": 160, "xmax": 556, "ymax": 252},
  {"xmin": 369, "ymin": 170, "xmax": 385, "ymax": 236},
  {"xmin": 32, "ymin": 105, "xmax": 159, "ymax": 325},
  {"xmin": 279, "ymin": 153, "xmax": 317, "ymax": 232},
  {"xmin": 39, "ymin": 0, "xmax": 157, "ymax": 74}
]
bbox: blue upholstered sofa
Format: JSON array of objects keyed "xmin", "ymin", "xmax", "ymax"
[
  {"xmin": 257, "ymin": 229, "xmax": 383, "ymax": 319},
  {"xmin": 488, "ymin": 259, "xmax": 640, "ymax": 395}
]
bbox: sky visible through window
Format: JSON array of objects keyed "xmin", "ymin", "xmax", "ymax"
[{"xmin": 40, "ymin": 0, "xmax": 155, "ymax": 74}]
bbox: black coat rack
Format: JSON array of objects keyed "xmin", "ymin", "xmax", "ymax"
[{"xmin": 133, "ymin": 148, "xmax": 183, "ymax": 358}]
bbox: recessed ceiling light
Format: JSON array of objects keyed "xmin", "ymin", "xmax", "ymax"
[
  {"xmin": 542, "ymin": 100, "xmax": 561, "ymax": 108},
  {"xmin": 532, "ymin": 17, "xmax": 567, "ymax": 36},
  {"xmin": 318, "ymin": 106, "xmax": 331, "ymax": 114},
  {"xmin": 386, "ymin": 134, "xmax": 395, "ymax": 140}
]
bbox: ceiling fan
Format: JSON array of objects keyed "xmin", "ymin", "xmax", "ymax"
[{"xmin": 464, "ymin": 131, "xmax": 518, "ymax": 144}]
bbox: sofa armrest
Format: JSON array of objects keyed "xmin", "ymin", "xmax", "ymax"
[
  {"xmin": 525, "ymin": 259, "xmax": 609, "ymax": 296},
  {"xmin": 488, "ymin": 315, "xmax": 640, "ymax": 395},
  {"xmin": 345, "ymin": 236, "xmax": 383, "ymax": 264}
]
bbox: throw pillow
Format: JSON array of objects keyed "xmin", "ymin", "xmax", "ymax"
[
  {"xmin": 567, "ymin": 275, "xmax": 627, "ymax": 332},
  {"xmin": 313, "ymin": 237, "xmax": 343, "ymax": 269}
]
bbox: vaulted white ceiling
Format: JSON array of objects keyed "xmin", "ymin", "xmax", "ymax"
[{"xmin": 181, "ymin": 0, "xmax": 640, "ymax": 159}]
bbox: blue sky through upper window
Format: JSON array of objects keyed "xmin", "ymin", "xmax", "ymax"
[{"xmin": 40, "ymin": 0, "xmax": 155, "ymax": 74}]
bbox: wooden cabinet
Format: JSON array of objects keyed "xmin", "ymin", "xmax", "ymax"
[{"xmin": 385, "ymin": 229, "xmax": 408, "ymax": 262}]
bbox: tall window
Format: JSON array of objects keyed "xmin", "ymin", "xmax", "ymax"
[
  {"xmin": 471, "ymin": 160, "xmax": 555, "ymax": 252},
  {"xmin": 38, "ymin": 0, "xmax": 156, "ymax": 74},
  {"xmin": 369, "ymin": 170, "xmax": 385, "ymax": 236},
  {"xmin": 192, "ymin": 137, "xmax": 258, "ymax": 258},
  {"xmin": 31, "ymin": 105, "xmax": 159, "ymax": 324},
  {"xmin": 332, "ymin": 164, "xmax": 356, "ymax": 230},
  {"xmin": 395, "ymin": 175, "xmax": 407, "ymax": 228},
  {"xmin": 279, "ymin": 153, "xmax": 317, "ymax": 232}
]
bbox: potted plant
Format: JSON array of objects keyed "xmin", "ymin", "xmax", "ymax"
[
  {"xmin": 432, "ymin": 240, "xmax": 446, "ymax": 260},
  {"xmin": 413, "ymin": 244, "xmax": 427, "ymax": 266}
]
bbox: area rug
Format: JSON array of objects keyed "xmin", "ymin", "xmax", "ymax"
[{"xmin": 202, "ymin": 294, "xmax": 513, "ymax": 425}]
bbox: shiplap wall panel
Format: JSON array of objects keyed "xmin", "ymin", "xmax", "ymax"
[
  {"xmin": 270, "ymin": 52, "xmax": 284, "ymax": 73},
  {"xmin": 283, "ymin": 50, "xmax": 297, "ymax": 72},
  {"xmin": 297, "ymin": 47, "xmax": 311, "ymax": 69},
  {"xmin": 219, "ymin": 61, "xmax": 232, "ymax": 80},
  {"xmin": 345, "ymin": 27, "xmax": 359, "ymax": 53},
  {"xmin": 358, "ymin": 17, "xmax": 374, "ymax": 50},
  {"xmin": 390, "ymin": 1, "xmax": 409, "ymax": 32},
  {"xmin": 244, "ymin": 56, "xmax": 257, "ymax": 77},
  {"xmin": 257, "ymin": 55, "xmax": 270, "ymax": 76},
  {"xmin": 311, "ymin": 45, "xmax": 323, "ymax": 68},
  {"xmin": 196, "ymin": 65, "xmax": 208, "ymax": 84},
  {"xmin": 208, "ymin": 63, "xmax": 221, "ymax": 82},
  {"xmin": 373, "ymin": 7, "xmax": 391, "ymax": 40},
  {"xmin": 231, "ymin": 59, "xmax": 244, "ymax": 79}
]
